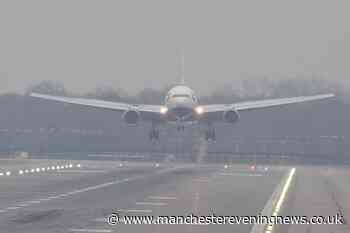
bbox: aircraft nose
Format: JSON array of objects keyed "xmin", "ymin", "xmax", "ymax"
[
  {"xmin": 175, "ymin": 97, "xmax": 188, "ymax": 103},
  {"xmin": 172, "ymin": 97, "xmax": 193, "ymax": 107}
]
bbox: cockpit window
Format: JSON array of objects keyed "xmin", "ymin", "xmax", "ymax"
[{"xmin": 172, "ymin": 94, "xmax": 190, "ymax": 98}]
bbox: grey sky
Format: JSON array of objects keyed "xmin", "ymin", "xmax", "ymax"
[{"xmin": 0, "ymin": 0, "xmax": 349, "ymax": 95}]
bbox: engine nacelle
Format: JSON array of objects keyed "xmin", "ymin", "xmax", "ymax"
[
  {"xmin": 122, "ymin": 110, "xmax": 141, "ymax": 125},
  {"xmin": 223, "ymin": 110, "xmax": 239, "ymax": 123}
]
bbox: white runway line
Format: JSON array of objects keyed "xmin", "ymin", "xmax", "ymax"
[
  {"xmin": 69, "ymin": 229, "xmax": 113, "ymax": 233},
  {"xmin": 193, "ymin": 178, "xmax": 211, "ymax": 182},
  {"xmin": 6, "ymin": 206, "xmax": 21, "ymax": 210},
  {"xmin": 93, "ymin": 218, "xmax": 107, "ymax": 223},
  {"xmin": 119, "ymin": 209, "xmax": 153, "ymax": 213},
  {"xmin": 218, "ymin": 172, "xmax": 263, "ymax": 177},
  {"xmin": 135, "ymin": 202, "xmax": 168, "ymax": 206},
  {"xmin": 148, "ymin": 196, "xmax": 177, "ymax": 200},
  {"xmin": 250, "ymin": 167, "xmax": 296, "ymax": 233},
  {"xmin": 58, "ymin": 170, "xmax": 106, "ymax": 173},
  {"xmin": 27, "ymin": 200, "xmax": 41, "ymax": 204},
  {"xmin": 272, "ymin": 168, "xmax": 296, "ymax": 216},
  {"xmin": 0, "ymin": 166, "xmax": 184, "ymax": 215},
  {"xmin": 17, "ymin": 203, "xmax": 29, "ymax": 207}
]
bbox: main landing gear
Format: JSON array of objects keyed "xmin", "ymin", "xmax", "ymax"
[
  {"xmin": 205, "ymin": 128, "xmax": 216, "ymax": 142},
  {"xmin": 177, "ymin": 125, "xmax": 185, "ymax": 131},
  {"xmin": 149, "ymin": 128, "xmax": 160, "ymax": 141}
]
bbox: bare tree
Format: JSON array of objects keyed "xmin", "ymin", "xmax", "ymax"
[
  {"xmin": 84, "ymin": 86, "xmax": 125, "ymax": 102},
  {"xmin": 25, "ymin": 80, "xmax": 67, "ymax": 96}
]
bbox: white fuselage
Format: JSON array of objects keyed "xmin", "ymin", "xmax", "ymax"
[{"xmin": 164, "ymin": 85, "xmax": 199, "ymax": 122}]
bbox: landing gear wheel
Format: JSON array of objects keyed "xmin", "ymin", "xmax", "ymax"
[
  {"xmin": 149, "ymin": 129, "xmax": 160, "ymax": 142},
  {"xmin": 205, "ymin": 128, "xmax": 216, "ymax": 142},
  {"xmin": 177, "ymin": 125, "xmax": 185, "ymax": 131}
]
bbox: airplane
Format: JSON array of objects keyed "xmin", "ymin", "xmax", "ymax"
[{"xmin": 30, "ymin": 79, "xmax": 334, "ymax": 142}]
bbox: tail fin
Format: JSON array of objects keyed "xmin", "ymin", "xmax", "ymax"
[{"xmin": 179, "ymin": 50, "xmax": 185, "ymax": 85}]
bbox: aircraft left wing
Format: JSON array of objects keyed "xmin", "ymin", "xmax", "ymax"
[
  {"xmin": 201, "ymin": 93, "xmax": 334, "ymax": 114},
  {"xmin": 30, "ymin": 93, "xmax": 164, "ymax": 121}
]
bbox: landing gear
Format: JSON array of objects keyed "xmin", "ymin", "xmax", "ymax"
[
  {"xmin": 177, "ymin": 125, "xmax": 185, "ymax": 131},
  {"xmin": 149, "ymin": 128, "xmax": 160, "ymax": 141},
  {"xmin": 205, "ymin": 128, "xmax": 216, "ymax": 142}
]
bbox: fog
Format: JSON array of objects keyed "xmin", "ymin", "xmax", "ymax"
[
  {"xmin": 0, "ymin": 0, "xmax": 350, "ymax": 163},
  {"xmin": 1, "ymin": 1, "xmax": 350, "ymax": 95}
]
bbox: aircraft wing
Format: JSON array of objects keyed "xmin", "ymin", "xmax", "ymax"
[
  {"xmin": 30, "ymin": 93, "xmax": 164, "ymax": 120},
  {"xmin": 202, "ymin": 93, "xmax": 335, "ymax": 114}
]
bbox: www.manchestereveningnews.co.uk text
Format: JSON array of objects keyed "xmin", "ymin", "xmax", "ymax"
[{"xmin": 107, "ymin": 213, "xmax": 344, "ymax": 225}]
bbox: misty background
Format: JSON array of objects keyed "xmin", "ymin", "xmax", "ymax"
[
  {"xmin": 1, "ymin": 1, "xmax": 350, "ymax": 94},
  {"xmin": 0, "ymin": 1, "xmax": 350, "ymax": 163}
]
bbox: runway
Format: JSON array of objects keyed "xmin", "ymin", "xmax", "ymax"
[{"xmin": 0, "ymin": 159, "xmax": 347, "ymax": 233}]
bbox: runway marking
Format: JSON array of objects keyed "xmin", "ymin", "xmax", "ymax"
[
  {"xmin": 69, "ymin": 229, "xmax": 113, "ymax": 233},
  {"xmin": 6, "ymin": 206, "xmax": 20, "ymax": 210},
  {"xmin": 94, "ymin": 218, "xmax": 107, "ymax": 222},
  {"xmin": 273, "ymin": 168, "xmax": 296, "ymax": 215},
  {"xmin": 18, "ymin": 203, "xmax": 29, "ymax": 207},
  {"xmin": 119, "ymin": 209, "xmax": 153, "ymax": 213},
  {"xmin": 27, "ymin": 200, "xmax": 41, "ymax": 204},
  {"xmin": 135, "ymin": 202, "xmax": 168, "ymax": 206},
  {"xmin": 218, "ymin": 172, "xmax": 263, "ymax": 177},
  {"xmin": 0, "ymin": 209, "xmax": 7, "ymax": 213},
  {"xmin": 149, "ymin": 196, "xmax": 177, "ymax": 200},
  {"xmin": 250, "ymin": 167, "xmax": 296, "ymax": 233},
  {"xmin": 193, "ymin": 178, "xmax": 211, "ymax": 182},
  {"xmin": 58, "ymin": 170, "xmax": 106, "ymax": 173},
  {"xmin": 0, "ymin": 166, "xmax": 184, "ymax": 214}
]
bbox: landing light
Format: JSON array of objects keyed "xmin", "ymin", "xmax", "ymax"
[
  {"xmin": 160, "ymin": 106, "xmax": 168, "ymax": 114},
  {"xmin": 195, "ymin": 106, "xmax": 204, "ymax": 115}
]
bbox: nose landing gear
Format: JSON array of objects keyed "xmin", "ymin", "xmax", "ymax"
[{"xmin": 149, "ymin": 128, "xmax": 160, "ymax": 141}]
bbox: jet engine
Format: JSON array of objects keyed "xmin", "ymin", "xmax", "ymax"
[
  {"xmin": 223, "ymin": 110, "xmax": 239, "ymax": 123},
  {"xmin": 122, "ymin": 110, "xmax": 141, "ymax": 125}
]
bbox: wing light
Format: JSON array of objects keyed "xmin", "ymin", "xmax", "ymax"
[
  {"xmin": 160, "ymin": 106, "xmax": 168, "ymax": 114},
  {"xmin": 195, "ymin": 106, "xmax": 204, "ymax": 115}
]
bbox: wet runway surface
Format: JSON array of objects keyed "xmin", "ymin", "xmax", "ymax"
[{"xmin": 0, "ymin": 159, "xmax": 348, "ymax": 233}]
